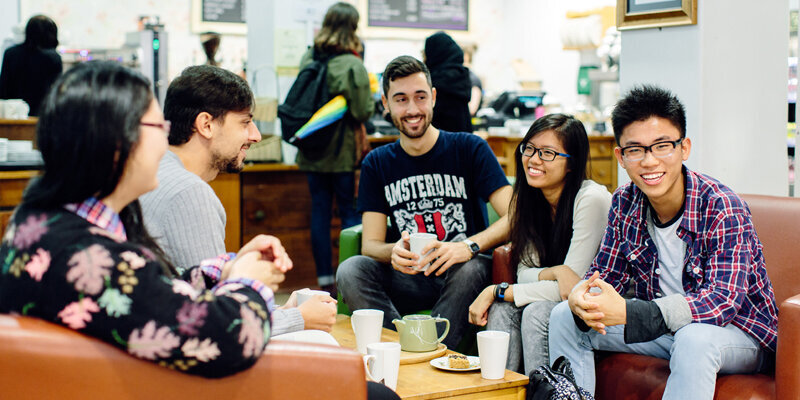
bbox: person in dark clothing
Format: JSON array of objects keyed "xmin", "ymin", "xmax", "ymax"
[
  {"xmin": 423, "ymin": 31, "xmax": 472, "ymax": 133},
  {"xmin": 0, "ymin": 15, "xmax": 63, "ymax": 116}
]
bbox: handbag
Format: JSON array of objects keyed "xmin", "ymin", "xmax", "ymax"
[{"xmin": 527, "ymin": 356, "xmax": 594, "ymax": 400}]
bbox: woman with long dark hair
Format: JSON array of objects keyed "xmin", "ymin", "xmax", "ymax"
[
  {"xmin": 0, "ymin": 14, "xmax": 63, "ymax": 116},
  {"xmin": 468, "ymin": 114, "xmax": 611, "ymax": 374},
  {"xmin": 0, "ymin": 61, "xmax": 287, "ymax": 377}
]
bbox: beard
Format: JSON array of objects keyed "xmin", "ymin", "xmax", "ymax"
[
  {"xmin": 391, "ymin": 112, "xmax": 431, "ymax": 139},
  {"xmin": 212, "ymin": 149, "xmax": 244, "ymax": 173}
]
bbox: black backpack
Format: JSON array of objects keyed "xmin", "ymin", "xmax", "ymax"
[
  {"xmin": 527, "ymin": 356, "xmax": 594, "ymax": 400},
  {"xmin": 277, "ymin": 50, "xmax": 344, "ymax": 160}
]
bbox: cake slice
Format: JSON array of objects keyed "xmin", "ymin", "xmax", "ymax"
[{"xmin": 447, "ymin": 354, "xmax": 470, "ymax": 369}]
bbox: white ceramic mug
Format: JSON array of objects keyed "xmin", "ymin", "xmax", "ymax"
[
  {"xmin": 351, "ymin": 309, "xmax": 384, "ymax": 354},
  {"xmin": 477, "ymin": 330, "xmax": 510, "ymax": 379},
  {"xmin": 409, "ymin": 232, "xmax": 436, "ymax": 271},
  {"xmin": 363, "ymin": 342, "xmax": 401, "ymax": 390},
  {"xmin": 296, "ymin": 288, "xmax": 330, "ymax": 305}
]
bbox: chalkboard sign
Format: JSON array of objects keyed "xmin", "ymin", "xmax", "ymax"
[
  {"xmin": 202, "ymin": 0, "xmax": 246, "ymax": 24},
  {"xmin": 368, "ymin": 0, "xmax": 469, "ymax": 31}
]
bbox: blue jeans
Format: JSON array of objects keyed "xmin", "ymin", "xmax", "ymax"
[
  {"xmin": 336, "ymin": 254, "xmax": 491, "ymax": 349},
  {"xmin": 547, "ymin": 301, "xmax": 767, "ymax": 399},
  {"xmin": 307, "ymin": 172, "xmax": 360, "ymax": 286}
]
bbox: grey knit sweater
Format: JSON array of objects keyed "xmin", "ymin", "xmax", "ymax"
[{"xmin": 140, "ymin": 151, "xmax": 303, "ymax": 335}]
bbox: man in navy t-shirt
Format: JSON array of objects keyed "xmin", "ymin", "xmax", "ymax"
[{"xmin": 336, "ymin": 56, "xmax": 512, "ymax": 348}]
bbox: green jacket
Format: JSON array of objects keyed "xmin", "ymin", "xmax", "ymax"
[{"xmin": 295, "ymin": 49, "xmax": 373, "ymax": 172}]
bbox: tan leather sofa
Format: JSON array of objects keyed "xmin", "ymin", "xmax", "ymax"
[
  {"xmin": 0, "ymin": 314, "xmax": 367, "ymax": 399},
  {"xmin": 492, "ymin": 194, "xmax": 800, "ymax": 399}
]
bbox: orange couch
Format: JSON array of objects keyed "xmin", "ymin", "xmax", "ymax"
[
  {"xmin": 491, "ymin": 194, "xmax": 800, "ymax": 399},
  {"xmin": 0, "ymin": 314, "xmax": 367, "ymax": 399}
]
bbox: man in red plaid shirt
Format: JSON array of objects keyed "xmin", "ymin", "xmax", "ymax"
[{"xmin": 548, "ymin": 85, "xmax": 777, "ymax": 399}]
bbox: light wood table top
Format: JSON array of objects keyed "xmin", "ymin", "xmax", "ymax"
[{"xmin": 332, "ymin": 315, "xmax": 528, "ymax": 400}]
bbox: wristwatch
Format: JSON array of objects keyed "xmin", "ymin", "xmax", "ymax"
[
  {"xmin": 494, "ymin": 282, "xmax": 509, "ymax": 301},
  {"xmin": 462, "ymin": 239, "xmax": 480, "ymax": 258}
]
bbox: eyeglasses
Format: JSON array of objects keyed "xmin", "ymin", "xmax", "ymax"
[
  {"xmin": 140, "ymin": 121, "xmax": 171, "ymax": 136},
  {"xmin": 519, "ymin": 143, "xmax": 571, "ymax": 161},
  {"xmin": 619, "ymin": 138, "xmax": 683, "ymax": 162}
]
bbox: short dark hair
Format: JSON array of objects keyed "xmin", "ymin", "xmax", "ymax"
[
  {"xmin": 24, "ymin": 15, "xmax": 58, "ymax": 49},
  {"xmin": 164, "ymin": 65, "xmax": 254, "ymax": 145},
  {"xmin": 382, "ymin": 55, "xmax": 432, "ymax": 96},
  {"xmin": 611, "ymin": 84, "xmax": 686, "ymax": 145}
]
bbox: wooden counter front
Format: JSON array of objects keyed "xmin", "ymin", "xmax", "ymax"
[{"xmin": 0, "ymin": 118, "xmax": 38, "ymax": 148}]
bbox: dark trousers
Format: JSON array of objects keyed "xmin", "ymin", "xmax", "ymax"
[{"xmin": 306, "ymin": 171, "xmax": 361, "ymax": 285}]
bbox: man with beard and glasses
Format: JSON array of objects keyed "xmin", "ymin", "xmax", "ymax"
[
  {"xmin": 140, "ymin": 65, "xmax": 339, "ymax": 338},
  {"xmin": 336, "ymin": 56, "xmax": 512, "ymax": 348}
]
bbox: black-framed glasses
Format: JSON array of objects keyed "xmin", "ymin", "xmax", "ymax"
[
  {"xmin": 620, "ymin": 138, "xmax": 683, "ymax": 162},
  {"xmin": 140, "ymin": 121, "xmax": 171, "ymax": 135},
  {"xmin": 519, "ymin": 143, "xmax": 571, "ymax": 161}
]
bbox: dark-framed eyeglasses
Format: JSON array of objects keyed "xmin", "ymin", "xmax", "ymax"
[
  {"xmin": 519, "ymin": 143, "xmax": 571, "ymax": 162},
  {"xmin": 619, "ymin": 138, "xmax": 684, "ymax": 162},
  {"xmin": 140, "ymin": 121, "xmax": 171, "ymax": 136}
]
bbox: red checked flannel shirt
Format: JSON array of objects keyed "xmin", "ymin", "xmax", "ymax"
[{"xmin": 588, "ymin": 167, "xmax": 778, "ymax": 351}]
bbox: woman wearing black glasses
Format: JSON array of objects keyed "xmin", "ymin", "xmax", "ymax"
[{"xmin": 468, "ymin": 113, "xmax": 611, "ymax": 374}]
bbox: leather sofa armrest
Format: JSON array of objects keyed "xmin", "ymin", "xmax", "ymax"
[
  {"xmin": 776, "ymin": 294, "xmax": 800, "ymax": 400},
  {"xmin": 492, "ymin": 244, "xmax": 514, "ymax": 284},
  {"xmin": 0, "ymin": 316, "xmax": 367, "ymax": 400},
  {"xmin": 338, "ymin": 224, "xmax": 363, "ymax": 264}
]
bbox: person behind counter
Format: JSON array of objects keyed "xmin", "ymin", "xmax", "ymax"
[
  {"xmin": 294, "ymin": 2, "xmax": 373, "ymax": 297},
  {"xmin": 0, "ymin": 14, "xmax": 63, "ymax": 116},
  {"xmin": 422, "ymin": 31, "xmax": 472, "ymax": 133},
  {"xmin": 0, "ymin": 61, "xmax": 287, "ymax": 377}
]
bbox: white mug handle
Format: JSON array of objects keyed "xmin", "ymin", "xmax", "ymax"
[{"xmin": 363, "ymin": 354, "xmax": 378, "ymax": 381}]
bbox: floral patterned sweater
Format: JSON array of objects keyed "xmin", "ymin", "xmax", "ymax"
[{"xmin": 0, "ymin": 201, "xmax": 272, "ymax": 378}]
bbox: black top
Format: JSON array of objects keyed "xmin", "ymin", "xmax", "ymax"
[
  {"xmin": 0, "ymin": 44, "xmax": 63, "ymax": 116},
  {"xmin": 424, "ymin": 32, "xmax": 472, "ymax": 133}
]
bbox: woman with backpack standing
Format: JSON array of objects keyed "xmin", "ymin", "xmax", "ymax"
[{"xmin": 295, "ymin": 2, "xmax": 373, "ymax": 297}]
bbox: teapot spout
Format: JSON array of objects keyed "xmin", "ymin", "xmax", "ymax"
[{"xmin": 392, "ymin": 318, "xmax": 405, "ymax": 334}]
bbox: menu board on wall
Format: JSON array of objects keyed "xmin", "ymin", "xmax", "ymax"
[
  {"xmin": 192, "ymin": 0, "xmax": 246, "ymax": 35},
  {"xmin": 368, "ymin": 0, "xmax": 469, "ymax": 31},
  {"xmin": 202, "ymin": 0, "xmax": 246, "ymax": 24}
]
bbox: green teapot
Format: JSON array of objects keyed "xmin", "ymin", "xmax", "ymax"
[{"xmin": 391, "ymin": 314, "xmax": 449, "ymax": 352}]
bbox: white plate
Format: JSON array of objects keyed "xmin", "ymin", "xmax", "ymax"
[{"xmin": 429, "ymin": 355, "xmax": 480, "ymax": 372}]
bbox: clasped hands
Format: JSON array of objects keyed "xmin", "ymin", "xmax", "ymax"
[
  {"xmin": 223, "ymin": 234, "xmax": 294, "ymax": 291},
  {"xmin": 390, "ymin": 231, "xmax": 472, "ymax": 276},
  {"xmin": 568, "ymin": 271, "xmax": 627, "ymax": 335}
]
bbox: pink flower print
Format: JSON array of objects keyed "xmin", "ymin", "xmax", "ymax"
[
  {"xmin": 88, "ymin": 227, "xmax": 123, "ymax": 243},
  {"xmin": 181, "ymin": 338, "xmax": 221, "ymax": 362},
  {"xmin": 128, "ymin": 320, "xmax": 180, "ymax": 360},
  {"xmin": 238, "ymin": 304, "xmax": 265, "ymax": 358},
  {"xmin": 57, "ymin": 298, "xmax": 100, "ymax": 329},
  {"xmin": 171, "ymin": 279, "xmax": 200, "ymax": 300},
  {"xmin": 120, "ymin": 251, "xmax": 146, "ymax": 270},
  {"xmin": 13, "ymin": 214, "xmax": 48, "ymax": 249},
  {"xmin": 176, "ymin": 301, "xmax": 208, "ymax": 336},
  {"xmin": 138, "ymin": 246, "xmax": 156, "ymax": 261},
  {"xmin": 66, "ymin": 244, "xmax": 114, "ymax": 295},
  {"xmin": 25, "ymin": 248, "xmax": 51, "ymax": 281}
]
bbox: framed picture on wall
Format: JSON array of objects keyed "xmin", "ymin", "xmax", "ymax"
[{"xmin": 616, "ymin": 0, "xmax": 697, "ymax": 30}]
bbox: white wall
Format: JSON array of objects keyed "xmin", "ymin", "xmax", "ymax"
[
  {"xmin": 0, "ymin": 0, "xmax": 21, "ymax": 67},
  {"xmin": 619, "ymin": 0, "xmax": 789, "ymax": 196}
]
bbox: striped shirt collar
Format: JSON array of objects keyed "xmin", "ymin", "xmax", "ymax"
[{"xmin": 64, "ymin": 197, "xmax": 127, "ymax": 241}]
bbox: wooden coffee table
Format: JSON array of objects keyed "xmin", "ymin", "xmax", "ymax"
[{"xmin": 332, "ymin": 314, "xmax": 528, "ymax": 400}]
